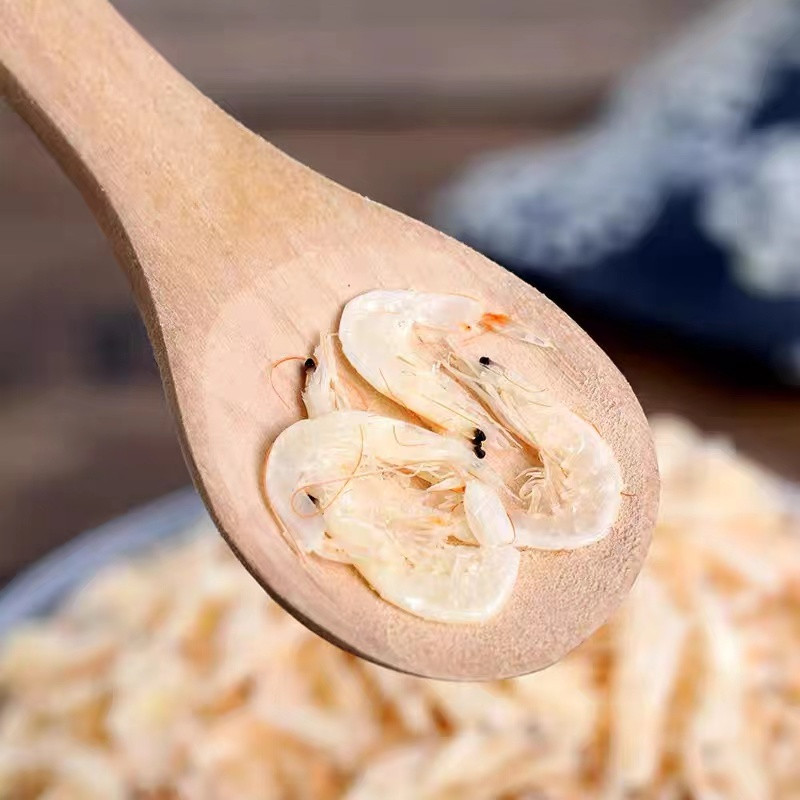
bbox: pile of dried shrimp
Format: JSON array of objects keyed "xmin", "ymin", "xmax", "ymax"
[
  {"xmin": 265, "ymin": 290, "xmax": 623, "ymax": 621},
  {"xmin": 1, "ymin": 417, "xmax": 798, "ymax": 798}
]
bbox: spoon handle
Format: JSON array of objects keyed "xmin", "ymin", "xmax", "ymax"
[{"xmin": 0, "ymin": 0, "xmax": 302, "ymax": 302}]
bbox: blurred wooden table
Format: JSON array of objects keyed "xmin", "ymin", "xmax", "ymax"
[{"xmin": 1, "ymin": 0, "xmax": 797, "ymax": 582}]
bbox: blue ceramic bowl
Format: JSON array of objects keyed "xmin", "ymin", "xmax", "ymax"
[{"xmin": 0, "ymin": 488, "xmax": 204, "ymax": 640}]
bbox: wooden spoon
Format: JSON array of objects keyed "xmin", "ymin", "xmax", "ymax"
[{"xmin": 0, "ymin": 0, "xmax": 658, "ymax": 680}]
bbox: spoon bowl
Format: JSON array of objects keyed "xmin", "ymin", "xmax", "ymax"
[{"xmin": 0, "ymin": 0, "xmax": 658, "ymax": 679}]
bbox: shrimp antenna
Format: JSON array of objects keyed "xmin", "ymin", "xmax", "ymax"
[
  {"xmin": 320, "ymin": 426, "xmax": 366, "ymax": 513},
  {"xmin": 269, "ymin": 355, "xmax": 307, "ymax": 411},
  {"xmin": 391, "ymin": 427, "xmax": 428, "ymax": 448}
]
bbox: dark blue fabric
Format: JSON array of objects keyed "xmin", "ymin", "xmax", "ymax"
[{"xmin": 460, "ymin": 60, "xmax": 800, "ymax": 382}]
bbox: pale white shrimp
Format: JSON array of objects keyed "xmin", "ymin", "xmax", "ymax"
[
  {"xmin": 447, "ymin": 354, "xmax": 623, "ymax": 549},
  {"xmin": 339, "ymin": 289, "xmax": 622, "ymax": 550},
  {"xmin": 339, "ymin": 290, "xmax": 545, "ymax": 444},
  {"xmin": 265, "ymin": 410, "xmax": 519, "ymax": 622},
  {"xmin": 302, "ymin": 333, "xmax": 349, "ymax": 418}
]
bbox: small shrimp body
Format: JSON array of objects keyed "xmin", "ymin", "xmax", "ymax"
[
  {"xmin": 451, "ymin": 355, "xmax": 623, "ymax": 549},
  {"xmin": 339, "ymin": 290, "xmax": 511, "ymax": 441},
  {"xmin": 355, "ymin": 540, "xmax": 519, "ymax": 624},
  {"xmin": 301, "ymin": 334, "xmax": 347, "ymax": 418},
  {"xmin": 326, "ymin": 473, "xmax": 519, "ymax": 623},
  {"xmin": 265, "ymin": 410, "xmax": 519, "ymax": 622}
]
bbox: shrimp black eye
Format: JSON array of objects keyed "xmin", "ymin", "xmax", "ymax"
[
  {"xmin": 474, "ymin": 446, "xmax": 486, "ymax": 459},
  {"xmin": 479, "ymin": 356, "xmax": 491, "ymax": 366},
  {"xmin": 472, "ymin": 428, "xmax": 486, "ymax": 444},
  {"xmin": 304, "ymin": 358, "xmax": 316, "ymax": 370}
]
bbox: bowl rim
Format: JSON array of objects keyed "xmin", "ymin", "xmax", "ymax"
[
  {"xmin": 1, "ymin": 476, "xmax": 797, "ymax": 642},
  {"xmin": 0, "ymin": 488, "xmax": 202, "ymax": 639}
]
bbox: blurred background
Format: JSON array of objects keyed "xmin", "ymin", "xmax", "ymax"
[{"xmin": 1, "ymin": 0, "xmax": 799, "ymax": 584}]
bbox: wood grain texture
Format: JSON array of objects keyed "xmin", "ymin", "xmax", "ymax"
[{"xmin": 0, "ymin": 0, "xmax": 658, "ymax": 679}]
